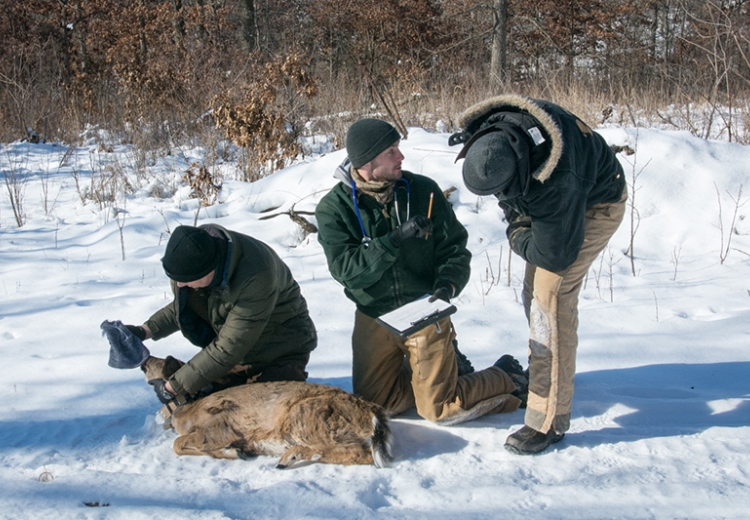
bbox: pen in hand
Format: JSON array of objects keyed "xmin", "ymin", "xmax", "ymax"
[{"xmin": 425, "ymin": 192, "xmax": 434, "ymax": 239}]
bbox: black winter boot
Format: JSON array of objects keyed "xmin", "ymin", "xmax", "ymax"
[
  {"xmin": 504, "ymin": 425, "xmax": 565, "ymax": 455},
  {"xmin": 493, "ymin": 355, "xmax": 528, "ymax": 407},
  {"xmin": 453, "ymin": 340, "xmax": 475, "ymax": 377}
]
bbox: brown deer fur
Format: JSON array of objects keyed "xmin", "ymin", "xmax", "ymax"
[{"xmin": 141, "ymin": 356, "xmax": 392, "ymax": 469}]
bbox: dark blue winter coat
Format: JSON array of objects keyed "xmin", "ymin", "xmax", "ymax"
[{"xmin": 456, "ymin": 95, "xmax": 626, "ymax": 273}]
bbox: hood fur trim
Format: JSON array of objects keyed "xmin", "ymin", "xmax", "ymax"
[{"xmin": 457, "ymin": 95, "xmax": 563, "ymax": 183}]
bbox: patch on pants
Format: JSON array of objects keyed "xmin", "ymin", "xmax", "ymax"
[{"xmin": 528, "ymin": 338, "xmax": 551, "ymax": 398}]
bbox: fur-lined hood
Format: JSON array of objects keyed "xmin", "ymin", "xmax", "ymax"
[{"xmin": 455, "ymin": 95, "xmax": 564, "ymax": 183}]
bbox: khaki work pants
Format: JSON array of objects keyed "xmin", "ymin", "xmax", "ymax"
[
  {"xmin": 352, "ymin": 311, "xmax": 520, "ymax": 425},
  {"xmin": 522, "ymin": 193, "xmax": 626, "ymax": 434}
]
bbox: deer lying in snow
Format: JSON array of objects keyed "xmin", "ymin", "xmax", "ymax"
[{"xmin": 141, "ymin": 355, "xmax": 393, "ymax": 469}]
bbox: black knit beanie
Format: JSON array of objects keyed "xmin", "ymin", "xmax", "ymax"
[
  {"xmin": 461, "ymin": 124, "xmax": 531, "ymax": 199},
  {"xmin": 161, "ymin": 226, "xmax": 220, "ymax": 283},
  {"xmin": 346, "ymin": 119, "xmax": 401, "ymax": 168}
]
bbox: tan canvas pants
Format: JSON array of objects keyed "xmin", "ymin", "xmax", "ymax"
[
  {"xmin": 522, "ymin": 192, "xmax": 626, "ymax": 434},
  {"xmin": 352, "ymin": 311, "xmax": 520, "ymax": 425}
]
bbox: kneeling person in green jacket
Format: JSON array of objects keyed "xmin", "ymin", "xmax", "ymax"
[
  {"xmin": 126, "ymin": 224, "xmax": 317, "ymax": 404},
  {"xmin": 315, "ymin": 118, "xmax": 526, "ymax": 425}
]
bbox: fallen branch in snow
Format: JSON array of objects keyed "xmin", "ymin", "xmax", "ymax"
[
  {"xmin": 37, "ymin": 469, "xmax": 54, "ymax": 482},
  {"xmin": 259, "ymin": 204, "xmax": 317, "ymax": 234},
  {"xmin": 83, "ymin": 502, "xmax": 110, "ymax": 508}
]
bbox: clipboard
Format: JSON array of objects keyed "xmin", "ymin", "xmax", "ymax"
[{"xmin": 376, "ymin": 294, "xmax": 457, "ymax": 339}]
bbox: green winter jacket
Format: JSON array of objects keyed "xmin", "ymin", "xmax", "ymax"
[
  {"xmin": 145, "ymin": 225, "xmax": 317, "ymax": 395},
  {"xmin": 316, "ymin": 165, "xmax": 471, "ymax": 318}
]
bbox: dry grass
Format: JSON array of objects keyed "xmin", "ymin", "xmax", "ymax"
[{"xmin": 2, "ymin": 61, "xmax": 748, "ymax": 178}]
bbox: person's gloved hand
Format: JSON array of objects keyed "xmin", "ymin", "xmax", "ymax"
[
  {"xmin": 506, "ymin": 212, "xmax": 532, "ymax": 242},
  {"xmin": 148, "ymin": 379, "xmax": 175, "ymax": 404},
  {"xmin": 125, "ymin": 324, "xmax": 147, "ymax": 341},
  {"xmin": 388, "ymin": 216, "xmax": 433, "ymax": 247},
  {"xmin": 429, "ymin": 285, "xmax": 454, "ymax": 303}
]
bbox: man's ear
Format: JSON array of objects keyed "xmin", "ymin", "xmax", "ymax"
[{"xmin": 356, "ymin": 161, "xmax": 375, "ymax": 182}]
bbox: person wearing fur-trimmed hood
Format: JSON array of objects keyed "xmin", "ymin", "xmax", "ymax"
[{"xmin": 450, "ymin": 95, "xmax": 627, "ymax": 454}]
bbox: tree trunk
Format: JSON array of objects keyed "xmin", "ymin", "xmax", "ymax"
[
  {"xmin": 172, "ymin": 0, "xmax": 185, "ymax": 44},
  {"xmin": 242, "ymin": 0, "xmax": 257, "ymax": 52},
  {"xmin": 489, "ymin": 0, "xmax": 509, "ymax": 90}
]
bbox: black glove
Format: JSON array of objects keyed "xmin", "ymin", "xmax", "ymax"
[
  {"xmin": 429, "ymin": 285, "xmax": 454, "ymax": 303},
  {"xmin": 505, "ymin": 212, "xmax": 532, "ymax": 242},
  {"xmin": 148, "ymin": 379, "xmax": 174, "ymax": 404},
  {"xmin": 503, "ymin": 206, "xmax": 529, "ymax": 228},
  {"xmin": 125, "ymin": 324, "xmax": 147, "ymax": 341},
  {"xmin": 388, "ymin": 216, "xmax": 433, "ymax": 248}
]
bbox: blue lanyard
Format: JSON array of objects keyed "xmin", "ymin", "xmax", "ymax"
[
  {"xmin": 349, "ymin": 178, "xmax": 411, "ymax": 246},
  {"xmin": 350, "ymin": 179, "xmax": 371, "ymax": 246}
]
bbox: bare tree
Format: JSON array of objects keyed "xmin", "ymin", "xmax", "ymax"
[
  {"xmin": 621, "ymin": 135, "xmax": 649, "ymax": 277},
  {"xmin": 678, "ymin": 0, "xmax": 739, "ymax": 141},
  {"xmin": 671, "ymin": 244, "xmax": 682, "ymax": 281},
  {"xmin": 715, "ymin": 182, "xmax": 747, "ymax": 265},
  {"xmin": 2, "ymin": 149, "xmax": 28, "ymax": 228},
  {"xmin": 489, "ymin": 0, "xmax": 510, "ymax": 89}
]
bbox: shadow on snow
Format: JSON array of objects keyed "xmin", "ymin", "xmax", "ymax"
[
  {"xmin": 1, "ymin": 364, "xmax": 747, "ymax": 458},
  {"xmin": 565, "ymin": 361, "xmax": 750, "ymax": 447}
]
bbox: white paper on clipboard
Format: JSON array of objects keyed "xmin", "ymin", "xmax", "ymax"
[{"xmin": 376, "ymin": 294, "xmax": 456, "ymax": 338}]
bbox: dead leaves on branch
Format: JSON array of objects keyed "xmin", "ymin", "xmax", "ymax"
[
  {"xmin": 211, "ymin": 53, "xmax": 317, "ymax": 181},
  {"xmin": 182, "ymin": 163, "xmax": 221, "ymax": 207}
]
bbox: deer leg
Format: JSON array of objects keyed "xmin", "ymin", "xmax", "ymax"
[
  {"xmin": 173, "ymin": 429, "xmax": 247, "ymax": 460},
  {"xmin": 314, "ymin": 445, "xmax": 374, "ymax": 466},
  {"xmin": 276, "ymin": 444, "xmax": 374, "ymax": 468}
]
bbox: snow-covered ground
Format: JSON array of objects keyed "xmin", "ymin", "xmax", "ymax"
[{"xmin": 0, "ymin": 125, "xmax": 748, "ymax": 519}]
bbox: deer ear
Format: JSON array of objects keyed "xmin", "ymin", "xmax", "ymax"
[{"xmin": 163, "ymin": 356, "xmax": 184, "ymax": 378}]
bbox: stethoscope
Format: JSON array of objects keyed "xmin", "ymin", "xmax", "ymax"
[{"xmin": 350, "ymin": 177, "xmax": 411, "ymax": 247}]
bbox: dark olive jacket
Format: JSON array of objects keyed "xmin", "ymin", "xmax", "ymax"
[
  {"xmin": 456, "ymin": 95, "xmax": 626, "ymax": 273},
  {"xmin": 145, "ymin": 225, "xmax": 317, "ymax": 395},
  {"xmin": 315, "ymin": 165, "xmax": 471, "ymax": 318}
]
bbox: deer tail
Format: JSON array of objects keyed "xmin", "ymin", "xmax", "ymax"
[{"xmin": 370, "ymin": 411, "xmax": 393, "ymax": 468}]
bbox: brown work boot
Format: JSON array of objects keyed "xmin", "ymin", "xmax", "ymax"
[{"xmin": 504, "ymin": 425, "xmax": 564, "ymax": 455}]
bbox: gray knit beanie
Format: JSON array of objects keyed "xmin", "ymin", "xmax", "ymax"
[
  {"xmin": 346, "ymin": 119, "xmax": 401, "ymax": 168},
  {"xmin": 101, "ymin": 320, "xmax": 150, "ymax": 369}
]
